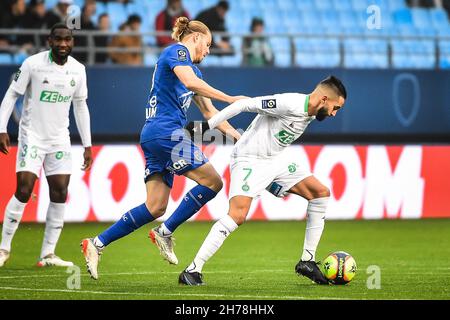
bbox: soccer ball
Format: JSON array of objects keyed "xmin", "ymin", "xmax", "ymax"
[{"xmin": 321, "ymin": 251, "xmax": 357, "ymax": 285}]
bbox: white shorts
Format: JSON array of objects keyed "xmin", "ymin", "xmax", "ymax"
[
  {"xmin": 16, "ymin": 139, "xmax": 72, "ymax": 177},
  {"xmin": 229, "ymin": 155, "xmax": 312, "ymax": 199}
]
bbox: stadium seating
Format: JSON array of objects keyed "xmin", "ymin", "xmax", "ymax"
[
  {"xmin": 344, "ymin": 39, "xmax": 388, "ymax": 68},
  {"xmin": 439, "ymin": 41, "xmax": 450, "ymax": 69},
  {"xmin": 19, "ymin": 0, "xmax": 450, "ymax": 69},
  {"xmin": 294, "ymin": 37, "xmax": 340, "ymax": 68},
  {"xmin": 391, "ymin": 39, "xmax": 436, "ymax": 69},
  {"xmin": 144, "ymin": 51, "xmax": 158, "ymax": 67},
  {"xmin": 0, "ymin": 54, "xmax": 13, "ymax": 65}
]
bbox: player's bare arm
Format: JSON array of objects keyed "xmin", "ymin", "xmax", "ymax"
[
  {"xmin": 173, "ymin": 66, "xmax": 245, "ymax": 104},
  {"xmin": 192, "ymin": 95, "xmax": 241, "ymax": 142}
]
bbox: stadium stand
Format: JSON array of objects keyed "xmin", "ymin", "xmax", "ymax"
[{"xmin": 1, "ymin": 0, "xmax": 448, "ymax": 68}]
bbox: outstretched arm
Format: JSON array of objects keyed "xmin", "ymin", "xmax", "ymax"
[
  {"xmin": 208, "ymin": 95, "xmax": 291, "ymax": 129},
  {"xmin": 174, "ymin": 66, "xmax": 246, "ymax": 104},
  {"xmin": 192, "ymin": 95, "xmax": 241, "ymax": 142}
]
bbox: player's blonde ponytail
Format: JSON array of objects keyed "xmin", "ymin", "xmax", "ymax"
[{"xmin": 171, "ymin": 17, "xmax": 210, "ymax": 42}]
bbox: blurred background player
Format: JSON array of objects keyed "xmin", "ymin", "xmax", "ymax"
[
  {"xmin": 81, "ymin": 17, "xmax": 244, "ymax": 280},
  {"xmin": 195, "ymin": 0, "xmax": 233, "ymax": 56},
  {"xmin": 108, "ymin": 14, "xmax": 143, "ymax": 65},
  {"xmin": 243, "ymin": 17, "xmax": 274, "ymax": 67},
  {"xmin": 44, "ymin": 0, "xmax": 73, "ymax": 28},
  {"xmin": 155, "ymin": 0, "xmax": 191, "ymax": 48},
  {"xmin": 0, "ymin": 23, "xmax": 93, "ymax": 267},
  {"xmin": 179, "ymin": 76, "xmax": 347, "ymax": 285}
]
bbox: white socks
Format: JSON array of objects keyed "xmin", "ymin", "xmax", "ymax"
[
  {"xmin": 0, "ymin": 196, "xmax": 26, "ymax": 252},
  {"xmin": 93, "ymin": 236, "xmax": 105, "ymax": 249},
  {"xmin": 186, "ymin": 215, "xmax": 238, "ymax": 273},
  {"xmin": 158, "ymin": 223, "xmax": 172, "ymax": 237},
  {"xmin": 40, "ymin": 202, "xmax": 65, "ymax": 258},
  {"xmin": 301, "ymin": 197, "xmax": 329, "ymax": 262}
]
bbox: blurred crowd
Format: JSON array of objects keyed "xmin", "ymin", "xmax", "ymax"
[
  {"xmin": 0, "ymin": 0, "xmax": 275, "ymax": 66},
  {"xmin": 1, "ymin": 0, "xmax": 449, "ymax": 66}
]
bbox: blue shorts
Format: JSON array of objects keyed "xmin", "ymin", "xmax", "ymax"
[{"xmin": 141, "ymin": 136, "xmax": 208, "ymax": 188}]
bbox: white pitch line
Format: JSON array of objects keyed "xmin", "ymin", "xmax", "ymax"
[
  {"xmin": 0, "ymin": 269, "xmax": 289, "ymax": 279},
  {"xmin": 0, "ymin": 286, "xmax": 348, "ymax": 300},
  {"xmin": 3, "ymin": 269, "xmax": 450, "ymax": 280}
]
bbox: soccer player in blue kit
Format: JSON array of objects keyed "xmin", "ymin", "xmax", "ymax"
[{"xmin": 81, "ymin": 17, "xmax": 244, "ymax": 280}]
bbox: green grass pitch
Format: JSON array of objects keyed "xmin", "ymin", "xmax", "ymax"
[{"xmin": 0, "ymin": 219, "xmax": 449, "ymax": 300}]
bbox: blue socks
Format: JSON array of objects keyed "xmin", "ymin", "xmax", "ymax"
[
  {"xmin": 98, "ymin": 203, "xmax": 155, "ymax": 246},
  {"xmin": 164, "ymin": 185, "xmax": 217, "ymax": 232},
  {"xmin": 97, "ymin": 186, "xmax": 217, "ymax": 246}
]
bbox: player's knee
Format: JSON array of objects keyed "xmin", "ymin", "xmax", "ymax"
[
  {"xmin": 229, "ymin": 208, "xmax": 248, "ymax": 226},
  {"xmin": 212, "ymin": 178, "xmax": 223, "ymax": 192},
  {"xmin": 15, "ymin": 185, "xmax": 33, "ymax": 203},
  {"xmin": 230, "ymin": 212, "xmax": 246, "ymax": 226},
  {"xmin": 49, "ymin": 187, "xmax": 68, "ymax": 203},
  {"xmin": 204, "ymin": 175, "xmax": 223, "ymax": 193},
  {"xmin": 313, "ymin": 186, "xmax": 330, "ymax": 199},
  {"xmin": 146, "ymin": 202, "xmax": 166, "ymax": 218}
]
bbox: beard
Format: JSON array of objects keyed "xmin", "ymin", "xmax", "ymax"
[
  {"xmin": 52, "ymin": 47, "xmax": 72, "ymax": 60},
  {"xmin": 316, "ymin": 107, "xmax": 328, "ymax": 121}
]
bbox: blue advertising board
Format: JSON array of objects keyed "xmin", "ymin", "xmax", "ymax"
[{"xmin": 0, "ymin": 66, "xmax": 449, "ymax": 142}]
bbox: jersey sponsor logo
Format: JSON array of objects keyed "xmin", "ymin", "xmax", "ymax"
[
  {"xmin": 146, "ymin": 96, "xmax": 157, "ymax": 119},
  {"xmin": 39, "ymin": 91, "xmax": 71, "ymax": 103},
  {"xmin": 168, "ymin": 159, "xmax": 190, "ymax": 173},
  {"xmin": 274, "ymin": 130, "xmax": 295, "ymax": 145},
  {"xmin": 177, "ymin": 49, "xmax": 187, "ymax": 61},
  {"xmin": 146, "ymin": 107, "xmax": 157, "ymax": 119},
  {"xmin": 262, "ymin": 99, "xmax": 277, "ymax": 109},
  {"xmin": 178, "ymin": 91, "xmax": 194, "ymax": 113},
  {"xmin": 14, "ymin": 70, "xmax": 21, "ymax": 82}
]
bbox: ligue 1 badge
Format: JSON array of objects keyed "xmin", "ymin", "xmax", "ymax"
[{"xmin": 177, "ymin": 49, "xmax": 187, "ymax": 61}]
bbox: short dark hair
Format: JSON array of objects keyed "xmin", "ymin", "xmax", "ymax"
[
  {"xmin": 98, "ymin": 13, "xmax": 109, "ymax": 21},
  {"xmin": 127, "ymin": 14, "xmax": 142, "ymax": 25},
  {"xmin": 29, "ymin": 0, "xmax": 45, "ymax": 7},
  {"xmin": 250, "ymin": 17, "xmax": 264, "ymax": 31},
  {"xmin": 217, "ymin": 0, "xmax": 229, "ymax": 10},
  {"xmin": 320, "ymin": 75, "xmax": 347, "ymax": 99},
  {"xmin": 49, "ymin": 23, "xmax": 72, "ymax": 37}
]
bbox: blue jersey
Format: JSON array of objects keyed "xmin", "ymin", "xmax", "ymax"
[{"xmin": 141, "ymin": 43, "xmax": 202, "ymax": 142}]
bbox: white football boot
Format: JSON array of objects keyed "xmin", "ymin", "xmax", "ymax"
[
  {"xmin": 81, "ymin": 238, "xmax": 102, "ymax": 280},
  {"xmin": 0, "ymin": 249, "xmax": 10, "ymax": 267},
  {"xmin": 37, "ymin": 253, "xmax": 74, "ymax": 267},
  {"xmin": 149, "ymin": 227, "xmax": 178, "ymax": 265}
]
